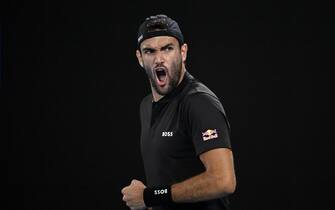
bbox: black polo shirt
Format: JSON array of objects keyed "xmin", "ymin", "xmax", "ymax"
[{"xmin": 140, "ymin": 71, "xmax": 232, "ymax": 210}]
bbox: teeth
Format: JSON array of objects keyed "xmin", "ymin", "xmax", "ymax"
[{"xmin": 156, "ymin": 68, "xmax": 165, "ymax": 73}]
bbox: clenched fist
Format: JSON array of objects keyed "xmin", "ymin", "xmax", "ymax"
[{"xmin": 121, "ymin": 179, "xmax": 147, "ymax": 210}]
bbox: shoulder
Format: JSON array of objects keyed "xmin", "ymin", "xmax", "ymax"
[
  {"xmin": 182, "ymin": 79, "xmax": 225, "ymax": 113},
  {"xmin": 139, "ymin": 94, "xmax": 152, "ymax": 118},
  {"xmin": 183, "ymin": 92, "xmax": 225, "ymax": 115},
  {"xmin": 140, "ymin": 94, "xmax": 152, "ymax": 109},
  {"xmin": 181, "ymin": 82, "xmax": 231, "ymax": 132}
]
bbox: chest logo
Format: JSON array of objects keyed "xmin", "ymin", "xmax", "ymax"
[
  {"xmin": 202, "ymin": 129, "xmax": 218, "ymax": 141},
  {"xmin": 162, "ymin": 131, "xmax": 173, "ymax": 137}
]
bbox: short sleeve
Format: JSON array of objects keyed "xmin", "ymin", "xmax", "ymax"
[{"xmin": 183, "ymin": 93, "xmax": 232, "ymax": 155}]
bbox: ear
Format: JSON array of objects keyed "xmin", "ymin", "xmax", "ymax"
[
  {"xmin": 181, "ymin": 43, "xmax": 188, "ymax": 63},
  {"xmin": 136, "ymin": 50, "xmax": 144, "ymax": 68}
]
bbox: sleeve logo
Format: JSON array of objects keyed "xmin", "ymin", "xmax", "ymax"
[{"xmin": 202, "ymin": 129, "xmax": 218, "ymax": 141}]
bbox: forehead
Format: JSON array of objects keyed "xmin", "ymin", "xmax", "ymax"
[{"xmin": 140, "ymin": 36, "xmax": 179, "ymax": 49}]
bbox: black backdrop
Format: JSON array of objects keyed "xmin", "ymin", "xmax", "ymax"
[{"xmin": 2, "ymin": 1, "xmax": 331, "ymax": 210}]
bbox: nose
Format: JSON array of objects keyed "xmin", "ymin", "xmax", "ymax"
[{"xmin": 154, "ymin": 51, "xmax": 165, "ymax": 65}]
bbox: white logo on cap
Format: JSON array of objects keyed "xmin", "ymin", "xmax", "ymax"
[{"xmin": 138, "ymin": 35, "xmax": 143, "ymax": 43}]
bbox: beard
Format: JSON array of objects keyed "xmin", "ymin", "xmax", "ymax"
[{"xmin": 143, "ymin": 57, "xmax": 182, "ymax": 96}]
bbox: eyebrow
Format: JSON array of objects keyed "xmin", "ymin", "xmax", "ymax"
[
  {"xmin": 161, "ymin": 43, "xmax": 174, "ymax": 50},
  {"xmin": 142, "ymin": 43, "xmax": 175, "ymax": 52}
]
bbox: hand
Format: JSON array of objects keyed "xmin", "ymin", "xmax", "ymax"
[{"xmin": 121, "ymin": 179, "xmax": 147, "ymax": 210}]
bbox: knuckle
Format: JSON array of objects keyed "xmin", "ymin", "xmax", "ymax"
[{"xmin": 123, "ymin": 194, "xmax": 130, "ymax": 202}]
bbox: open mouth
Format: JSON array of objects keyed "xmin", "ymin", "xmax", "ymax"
[{"xmin": 154, "ymin": 67, "xmax": 167, "ymax": 86}]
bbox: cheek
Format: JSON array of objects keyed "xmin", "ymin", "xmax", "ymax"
[
  {"xmin": 167, "ymin": 54, "xmax": 179, "ymax": 67},
  {"xmin": 143, "ymin": 55, "xmax": 150, "ymax": 60},
  {"xmin": 172, "ymin": 55, "xmax": 182, "ymax": 68},
  {"xmin": 142, "ymin": 59, "xmax": 152, "ymax": 68}
]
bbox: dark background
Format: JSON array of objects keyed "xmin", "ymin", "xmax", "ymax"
[{"xmin": 2, "ymin": 0, "xmax": 331, "ymax": 209}]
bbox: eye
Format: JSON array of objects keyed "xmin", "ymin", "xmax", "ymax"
[
  {"xmin": 143, "ymin": 49, "xmax": 154, "ymax": 54},
  {"xmin": 165, "ymin": 46, "xmax": 174, "ymax": 51}
]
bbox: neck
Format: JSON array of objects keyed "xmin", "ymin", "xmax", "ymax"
[{"xmin": 151, "ymin": 66, "xmax": 186, "ymax": 102}]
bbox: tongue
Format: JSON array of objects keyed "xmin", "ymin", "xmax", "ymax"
[
  {"xmin": 157, "ymin": 74, "xmax": 167, "ymax": 86},
  {"xmin": 158, "ymin": 74, "xmax": 165, "ymax": 81}
]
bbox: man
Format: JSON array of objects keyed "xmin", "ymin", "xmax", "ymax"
[{"xmin": 121, "ymin": 14, "xmax": 236, "ymax": 210}]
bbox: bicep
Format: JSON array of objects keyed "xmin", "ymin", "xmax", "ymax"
[{"xmin": 199, "ymin": 148, "xmax": 235, "ymax": 179}]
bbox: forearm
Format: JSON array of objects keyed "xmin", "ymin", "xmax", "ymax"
[
  {"xmin": 142, "ymin": 149, "xmax": 236, "ymax": 206},
  {"xmin": 171, "ymin": 171, "xmax": 233, "ymax": 203}
]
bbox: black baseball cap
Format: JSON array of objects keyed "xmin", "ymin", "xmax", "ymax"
[{"xmin": 137, "ymin": 14, "xmax": 184, "ymax": 49}]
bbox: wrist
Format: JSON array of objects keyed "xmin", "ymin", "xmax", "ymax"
[{"xmin": 143, "ymin": 185, "xmax": 173, "ymax": 207}]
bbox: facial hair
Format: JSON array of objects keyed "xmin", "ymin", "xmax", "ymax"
[{"xmin": 143, "ymin": 56, "xmax": 182, "ymax": 96}]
